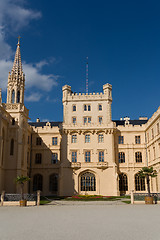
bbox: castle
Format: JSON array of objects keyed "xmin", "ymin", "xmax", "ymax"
[{"xmin": 0, "ymin": 39, "xmax": 159, "ymax": 196}]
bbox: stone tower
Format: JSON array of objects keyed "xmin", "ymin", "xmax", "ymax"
[{"xmin": 7, "ymin": 37, "xmax": 25, "ymax": 104}]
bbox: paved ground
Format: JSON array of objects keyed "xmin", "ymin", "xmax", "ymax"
[{"xmin": 0, "ymin": 202, "xmax": 160, "ymax": 240}]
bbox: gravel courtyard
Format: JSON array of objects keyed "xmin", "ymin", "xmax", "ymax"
[{"xmin": 0, "ymin": 202, "xmax": 160, "ymax": 240}]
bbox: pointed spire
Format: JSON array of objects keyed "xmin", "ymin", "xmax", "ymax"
[{"xmin": 11, "ymin": 36, "xmax": 23, "ymax": 76}]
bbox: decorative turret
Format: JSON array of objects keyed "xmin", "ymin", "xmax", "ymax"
[{"xmin": 7, "ymin": 37, "xmax": 25, "ymax": 104}]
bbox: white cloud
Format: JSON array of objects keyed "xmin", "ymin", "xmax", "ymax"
[
  {"xmin": 25, "ymin": 92, "xmax": 42, "ymax": 102},
  {"xmin": 0, "ymin": 0, "xmax": 60, "ymax": 101}
]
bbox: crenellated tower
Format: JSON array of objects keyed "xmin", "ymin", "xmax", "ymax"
[{"xmin": 7, "ymin": 37, "xmax": 25, "ymax": 104}]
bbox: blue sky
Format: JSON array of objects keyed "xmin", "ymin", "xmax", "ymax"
[{"xmin": 0, "ymin": 0, "xmax": 160, "ymax": 122}]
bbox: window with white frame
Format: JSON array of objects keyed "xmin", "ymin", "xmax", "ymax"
[
  {"xmin": 98, "ymin": 151, "xmax": 104, "ymax": 162},
  {"xmin": 51, "ymin": 153, "xmax": 58, "ymax": 164},
  {"xmin": 98, "ymin": 134, "xmax": 104, "ymax": 143},
  {"xmin": 71, "ymin": 151, "xmax": 77, "ymax": 162},
  {"xmin": 85, "ymin": 151, "xmax": 91, "ymax": 162},
  {"xmin": 85, "ymin": 134, "xmax": 90, "ymax": 143},
  {"xmin": 135, "ymin": 136, "xmax": 141, "ymax": 144},
  {"xmin": 98, "ymin": 104, "xmax": 102, "ymax": 111},
  {"xmin": 118, "ymin": 152, "xmax": 125, "ymax": 163},
  {"xmin": 72, "ymin": 134, "xmax": 77, "ymax": 143}
]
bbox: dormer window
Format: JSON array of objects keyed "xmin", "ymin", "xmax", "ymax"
[{"xmin": 73, "ymin": 105, "xmax": 76, "ymax": 111}]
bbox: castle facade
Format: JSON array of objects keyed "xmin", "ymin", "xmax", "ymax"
[{"xmin": 0, "ymin": 40, "xmax": 160, "ymax": 196}]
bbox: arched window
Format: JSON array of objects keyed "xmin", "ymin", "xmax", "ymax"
[
  {"xmin": 11, "ymin": 90, "xmax": 15, "ymax": 103},
  {"xmin": 17, "ymin": 90, "xmax": 20, "ymax": 103},
  {"xmin": 135, "ymin": 174, "xmax": 145, "ymax": 191},
  {"xmin": 119, "ymin": 173, "xmax": 128, "ymax": 192},
  {"xmin": 72, "ymin": 105, "xmax": 76, "ymax": 111},
  {"xmin": 118, "ymin": 152, "xmax": 125, "ymax": 163},
  {"xmin": 135, "ymin": 152, "xmax": 142, "ymax": 162},
  {"xmin": 33, "ymin": 174, "xmax": 43, "ymax": 191},
  {"xmin": 49, "ymin": 174, "xmax": 58, "ymax": 192},
  {"xmin": 81, "ymin": 172, "xmax": 96, "ymax": 191},
  {"xmin": 10, "ymin": 139, "xmax": 14, "ymax": 156}
]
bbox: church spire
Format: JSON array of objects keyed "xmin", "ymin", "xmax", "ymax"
[
  {"xmin": 11, "ymin": 36, "xmax": 23, "ymax": 76},
  {"xmin": 7, "ymin": 37, "xmax": 25, "ymax": 104}
]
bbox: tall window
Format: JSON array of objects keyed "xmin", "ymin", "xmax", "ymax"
[
  {"xmin": 11, "ymin": 90, "xmax": 15, "ymax": 103},
  {"xmin": 81, "ymin": 172, "xmax": 96, "ymax": 191},
  {"xmin": 10, "ymin": 139, "xmax": 14, "ymax": 156},
  {"xmin": 71, "ymin": 134, "xmax": 77, "ymax": 143},
  {"xmin": 72, "ymin": 117, "xmax": 76, "ymax": 124},
  {"xmin": 71, "ymin": 151, "xmax": 77, "ymax": 162},
  {"xmin": 84, "ymin": 105, "xmax": 87, "ymax": 111},
  {"xmin": 85, "ymin": 151, "xmax": 91, "ymax": 162},
  {"xmin": 72, "ymin": 105, "xmax": 76, "ymax": 111},
  {"xmin": 84, "ymin": 117, "xmax": 91, "ymax": 124},
  {"xmin": 119, "ymin": 152, "xmax": 125, "ymax": 163},
  {"xmin": 84, "ymin": 105, "xmax": 91, "ymax": 111},
  {"xmin": 88, "ymin": 105, "xmax": 91, "ymax": 111},
  {"xmin": 98, "ymin": 151, "xmax": 104, "ymax": 162},
  {"xmin": 17, "ymin": 90, "xmax": 20, "ymax": 103},
  {"xmin": 98, "ymin": 104, "xmax": 102, "ymax": 111},
  {"xmin": 35, "ymin": 153, "xmax": 42, "ymax": 164},
  {"xmin": 152, "ymin": 128, "xmax": 154, "ymax": 139},
  {"xmin": 135, "ymin": 174, "xmax": 145, "ymax": 191},
  {"xmin": 51, "ymin": 153, "xmax": 58, "ymax": 164},
  {"xmin": 98, "ymin": 134, "xmax": 104, "ymax": 143},
  {"xmin": 85, "ymin": 134, "xmax": 90, "ymax": 143},
  {"xmin": 33, "ymin": 174, "xmax": 43, "ymax": 191},
  {"xmin": 135, "ymin": 136, "xmax": 141, "ymax": 144},
  {"xmin": 119, "ymin": 173, "xmax": 128, "ymax": 192},
  {"xmin": 36, "ymin": 137, "xmax": 42, "ymax": 145},
  {"xmin": 135, "ymin": 152, "xmax": 142, "ymax": 163},
  {"xmin": 118, "ymin": 136, "xmax": 124, "ymax": 144},
  {"xmin": 157, "ymin": 123, "xmax": 159, "ymax": 135},
  {"xmin": 98, "ymin": 116, "xmax": 103, "ymax": 124},
  {"xmin": 52, "ymin": 137, "xmax": 58, "ymax": 145},
  {"xmin": 49, "ymin": 174, "xmax": 58, "ymax": 192}
]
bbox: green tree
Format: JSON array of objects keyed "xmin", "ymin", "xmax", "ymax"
[
  {"xmin": 16, "ymin": 175, "xmax": 30, "ymax": 200},
  {"xmin": 138, "ymin": 167, "xmax": 157, "ymax": 197}
]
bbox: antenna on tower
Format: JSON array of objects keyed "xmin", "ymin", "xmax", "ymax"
[{"xmin": 86, "ymin": 57, "xmax": 88, "ymax": 94}]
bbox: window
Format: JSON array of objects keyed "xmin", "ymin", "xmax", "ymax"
[
  {"xmin": 84, "ymin": 117, "xmax": 91, "ymax": 124},
  {"xmin": 147, "ymin": 133, "xmax": 149, "ymax": 143},
  {"xmin": 12, "ymin": 118, "xmax": 15, "ymax": 125},
  {"xmin": 72, "ymin": 117, "xmax": 76, "ymax": 124},
  {"xmin": 36, "ymin": 137, "xmax": 42, "ymax": 145},
  {"xmin": 118, "ymin": 136, "xmax": 124, "ymax": 144},
  {"xmin": 72, "ymin": 105, "xmax": 76, "ymax": 111},
  {"xmin": 33, "ymin": 174, "xmax": 43, "ymax": 191},
  {"xmin": 71, "ymin": 134, "xmax": 77, "ymax": 143},
  {"xmin": 98, "ymin": 104, "xmax": 102, "ymax": 111},
  {"xmin": 85, "ymin": 151, "xmax": 91, "ymax": 162},
  {"xmin": 85, "ymin": 134, "xmax": 90, "ymax": 143},
  {"xmin": 84, "ymin": 105, "xmax": 87, "ymax": 111},
  {"xmin": 84, "ymin": 104, "xmax": 91, "ymax": 111},
  {"xmin": 119, "ymin": 152, "xmax": 125, "ymax": 163},
  {"xmin": 135, "ymin": 174, "xmax": 145, "ymax": 191},
  {"xmin": 153, "ymin": 147, "xmax": 156, "ymax": 160},
  {"xmin": 10, "ymin": 139, "xmax": 14, "ymax": 156},
  {"xmin": 88, "ymin": 105, "xmax": 91, "ymax": 111},
  {"xmin": 51, "ymin": 153, "xmax": 58, "ymax": 164},
  {"xmin": 35, "ymin": 153, "xmax": 42, "ymax": 164},
  {"xmin": 49, "ymin": 174, "xmax": 58, "ymax": 192},
  {"xmin": 17, "ymin": 90, "xmax": 20, "ymax": 103},
  {"xmin": 71, "ymin": 151, "xmax": 77, "ymax": 162},
  {"xmin": 52, "ymin": 137, "xmax": 58, "ymax": 145},
  {"xmin": 135, "ymin": 152, "xmax": 142, "ymax": 163},
  {"xmin": 98, "ymin": 116, "xmax": 103, "ymax": 124},
  {"xmin": 99, "ymin": 151, "xmax": 104, "ymax": 162},
  {"xmin": 119, "ymin": 173, "xmax": 128, "ymax": 192},
  {"xmin": 98, "ymin": 134, "xmax": 104, "ymax": 143},
  {"xmin": 81, "ymin": 172, "xmax": 96, "ymax": 191},
  {"xmin": 135, "ymin": 136, "xmax": 141, "ymax": 144}
]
